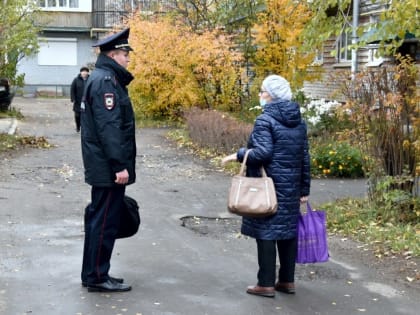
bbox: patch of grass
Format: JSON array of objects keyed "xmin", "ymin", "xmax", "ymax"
[
  {"xmin": 167, "ymin": 128, "xmax": 241, "ymax": 175},
  {"xmin": 168, "ymin": 128, "xmax": 219, "ymax": 158},
  {"xmin": 135, "ymin": 117, "xmax": 182, "ymax": 128},
  {"xmin": 0, "ymin": 107, "xmax": 24, "ymax": 119},
  {"xmin": 0, "ymin": 134, "xmax": 20, "ymax": 151},
  {"xmin": 322, "ymin": 198, "xmax": 420, "ymax": 257}
]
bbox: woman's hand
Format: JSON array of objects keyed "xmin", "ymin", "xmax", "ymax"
[
  {"xmin": 221, "ymin": 153, "xmax": 237, "ymax": 166},
  {"xmin": 300, "ymin": 196, "xmax": 309, "ymax": 203}
]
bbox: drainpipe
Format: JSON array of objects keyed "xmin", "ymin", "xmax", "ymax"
[{"xmin": 351, "ymin": 0, "xmax": 360, "ymax": 78}]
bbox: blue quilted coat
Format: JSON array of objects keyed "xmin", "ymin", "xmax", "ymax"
[{"xmin": 237, "ymin": 99, "xmax": 311, "ymax": 240}]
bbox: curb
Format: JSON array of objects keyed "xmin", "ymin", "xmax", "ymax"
[
  {"xmin": 8, "ymin": 118, "xmax": 17, "ymax": 135},
  {"xmin": 0, "ymin": 118, "xmax": 17, "ymax": 135}
]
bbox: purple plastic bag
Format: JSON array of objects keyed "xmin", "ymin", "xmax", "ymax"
[{"xmin": 296, "ymin": 202, "xmax": 329, "ymax": 264}]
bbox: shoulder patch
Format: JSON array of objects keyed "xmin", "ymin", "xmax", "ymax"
[{"xmin": 104, "ymin": 93, "xmax": 115, "ymax": 110}]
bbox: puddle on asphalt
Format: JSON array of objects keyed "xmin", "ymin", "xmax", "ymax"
[{"xmin": 180, "ymin": 215, "xmax": 241, "ymax": 239}]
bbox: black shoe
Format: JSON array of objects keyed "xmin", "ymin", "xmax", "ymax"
[
  {"xmin": 82, "ymin": 276, "xmax": 124, "ymax": 288},
  {"xmin": 87, "ymin": 279, "xmax": 131, "ymax": 292}
]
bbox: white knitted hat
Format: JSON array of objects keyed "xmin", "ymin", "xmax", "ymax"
[{"xmin": 262, "ymin": 75, "xmax": 292, "ymax": 100}]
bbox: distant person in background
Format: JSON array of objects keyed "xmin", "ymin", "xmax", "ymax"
[{"xmin": 70, "ymin": 66, "xmax": 89, "ymax": 132}]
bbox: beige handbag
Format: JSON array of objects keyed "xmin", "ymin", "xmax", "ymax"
[{"xmin": 227, "ymin": 150, "xmax": 278, "ymax": 217}]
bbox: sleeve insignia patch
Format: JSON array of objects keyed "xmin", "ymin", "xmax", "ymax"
[{"xmin": 104, "ymin": 93, "xmax": 115, "ymax": 110}]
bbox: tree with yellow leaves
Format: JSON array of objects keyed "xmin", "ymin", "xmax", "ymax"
[
  {"xmin": 127, "ymin": 17, "xmax": 242, "ymax": 120},
  {"xmin": 252, "ymin": 0, "xmax": 321, "ymax": 91}
]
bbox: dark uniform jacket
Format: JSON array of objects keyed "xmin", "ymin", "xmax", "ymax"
[
  {"xmin": 70, "ymin": 74, "xmax": 88, "ymax": 112},
  {"xmin": 81, "ymin": 53, "xmax": 136, "ymax": 187},
  {"xmin": 237, "ymin": 100, "xmax": 311, "ymax": 240}
]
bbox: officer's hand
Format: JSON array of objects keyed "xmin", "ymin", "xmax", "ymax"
[{"xmin": 115, "ymin": 169, "xmax": 129, "ymax": 185}]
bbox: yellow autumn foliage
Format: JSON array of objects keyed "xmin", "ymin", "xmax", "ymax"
[
  {"xmin": 253, "ymin": 0, "xmax": 321, "ymax": 90},
  {"xmin": 127, "ymin": 17, "xmax": 242, "ymax": 120}
]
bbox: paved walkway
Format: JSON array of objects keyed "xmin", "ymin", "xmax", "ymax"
[{"xmin": 0, "ymin": 97, "xmax": 418, "ymax": 315}]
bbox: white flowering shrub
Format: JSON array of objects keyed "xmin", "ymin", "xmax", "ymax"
[
  {"xmin": 299, "ymin": 98, "xmax": 346, "ymax": 134},
  {"xmin": 300, "ymin": 98, "xmax": 341, "ymax": 125},
  {"xmin": 246, "ymin": 93, "xmax": 347, "ymax": 135}
]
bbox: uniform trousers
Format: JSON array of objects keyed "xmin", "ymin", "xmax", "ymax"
[
  {"xmin": 82, "ymin": 185, "xmax": 125, "ymax": 284},
  {"xmin": 256, "ymin": 238, "xmax": 297, "ymax": 287}
]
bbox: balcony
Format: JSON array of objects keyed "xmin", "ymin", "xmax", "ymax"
[
  {"xmin": 35, "ymin": 1, "xmax": 176, "ymax": 33},
  {"xmin": 35, "ymin": 11, "xmax": 92, "ymax": 32},
  {"xmin": 92, "ymin": 11, "xmax": 129, "ymax": 29},
  {"xmin": 92, "ymin": 0, "xmax": 175, "ymax": 28}
]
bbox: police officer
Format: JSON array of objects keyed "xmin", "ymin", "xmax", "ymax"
[{"xmin": 80, "ymin": 28, "xmax": 136, "ymax": 292}]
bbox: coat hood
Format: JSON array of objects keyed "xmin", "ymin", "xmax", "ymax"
[{"xmin": 263, "ymin": 99, "xmax": 302, "ymax": 128}]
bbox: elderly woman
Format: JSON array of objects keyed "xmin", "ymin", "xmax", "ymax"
[{"xmin": 223, "ymin": 74, "xmax": 310, "ymax": 297}]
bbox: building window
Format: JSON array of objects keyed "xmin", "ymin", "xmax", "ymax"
[
  {"xmin": 38, "ymin": 0, "xmax": 79, "ymax": 8},
  {"xmin": 397, "ymin": 41, "xmax": 419, "ymax": 61},
  {"xmin": 366, "ymin": 45, "xmax": 384, "ymax": 67},
  {"xmin": 338, "ymin": 30, "xmax": 352, "ymax": 62},
  {"xmin": 69, "ymin": 0, "xmax": 78, "ymax": 8},
  {"xmin": 313, "ymin": 48, "xmax": 323, "ymax": 65}
]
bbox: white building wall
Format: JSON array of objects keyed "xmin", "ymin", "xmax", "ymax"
[{"xmin": 17, "ymin": 33, "xmax": 97, "ymax": 96}]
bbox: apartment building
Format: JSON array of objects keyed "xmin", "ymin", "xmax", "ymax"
[
  {"xmin": 17, "ymin": 0, "xmax": 145, "ymax": 96},
  {"xmin": 302, "ymin": 0, "xmax": 419, "ymax": 101}
]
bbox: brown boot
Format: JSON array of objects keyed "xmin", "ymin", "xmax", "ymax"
[
  {"xmin": 275, "ymin": 282, "xmax": 295, "ymax": 294},
  {"xmin": 246, "ymin": 285, "xmax": 275, "ymax": 298}
]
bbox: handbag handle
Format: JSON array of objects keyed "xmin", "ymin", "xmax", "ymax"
[{"xmin": 239, "ymin": 149, "xmax": 268, "ymax": 177}]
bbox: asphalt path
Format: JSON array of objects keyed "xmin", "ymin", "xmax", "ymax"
[{"xmin": 0, "ymin": 97, "xmax": 418, "ymax": 315}]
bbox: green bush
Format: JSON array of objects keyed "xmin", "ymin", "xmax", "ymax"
[
  {"xmin": 369, "ymin": 175, "xmax": 420, "ymax": 223},
  {"xmin": 310, "ymin": 141, "xmax": 365, "ymax": 178}
]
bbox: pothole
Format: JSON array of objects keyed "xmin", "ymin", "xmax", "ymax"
[
  {"xmin": 180, "ymin": 215, "xmax": 242, "ymax": 239},
  {"xmin": 180, "ymin": 216, "xmax": 349, "ymax": 281}
]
